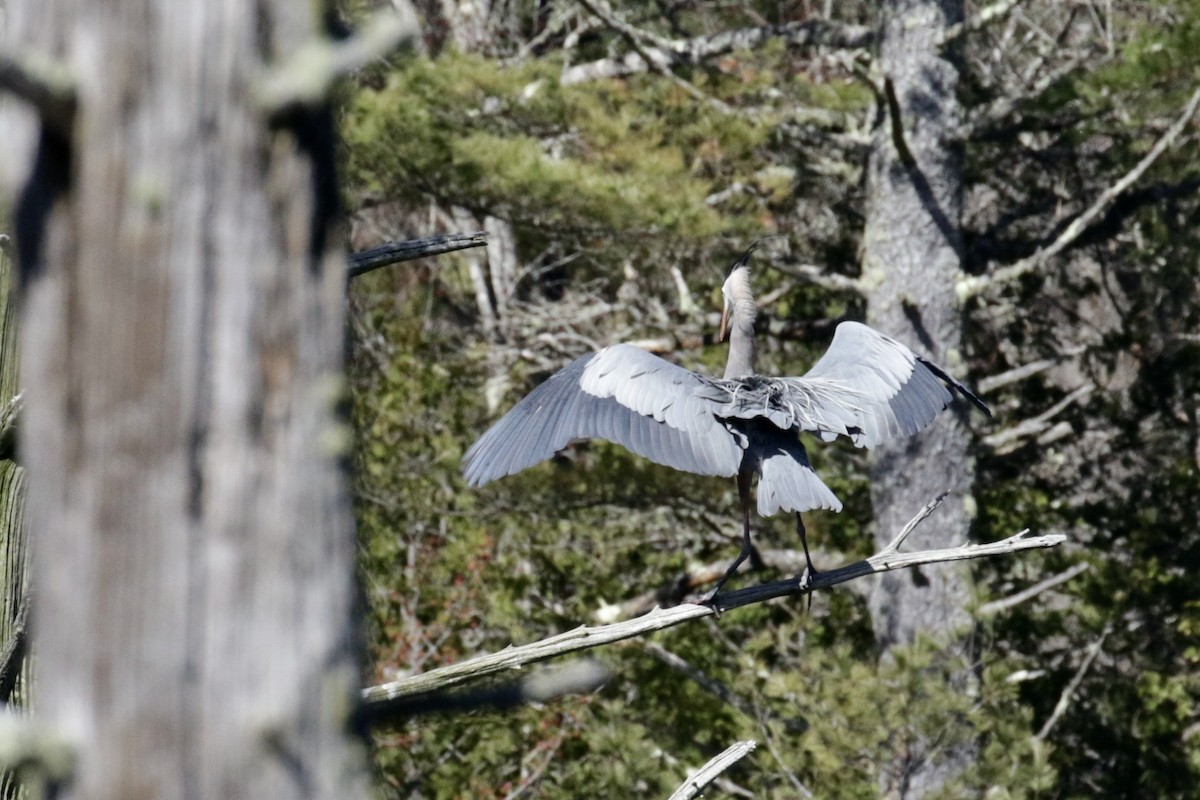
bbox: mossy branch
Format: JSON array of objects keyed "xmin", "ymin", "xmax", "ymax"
[{"xmin": 361, "ymin": 495, "xmax": 1063, "ymax": 708}]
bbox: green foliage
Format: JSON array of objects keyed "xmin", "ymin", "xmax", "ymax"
[{"xmin": 342, "ymin": 53, "xmax": 771, "ymax": 246}]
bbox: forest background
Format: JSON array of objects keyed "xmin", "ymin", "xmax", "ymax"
[{"xmin": 336, "ymin": 0, "xmax": 1189, "ymax": 796}]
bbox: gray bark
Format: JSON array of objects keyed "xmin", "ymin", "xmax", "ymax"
[
  {"xmin": 0, "ymin": 238, "xmax": 29, "ymax": 800},
  {"xmin": 7, "ymin": 2, "xmax": 370, "ymax": 799},
  {"xmin": 861, "ymin": 0, "xmax": 975, "ymax": 796}
]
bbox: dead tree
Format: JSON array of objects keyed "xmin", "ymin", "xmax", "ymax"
[{"xmin": 0, "ymin": 3, "xmax": 414, "ymax": 798}]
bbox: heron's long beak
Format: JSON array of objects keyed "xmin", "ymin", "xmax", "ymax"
[{"xmin": 719, "ymin": 304, "xmax": 730, "ymax": 341}]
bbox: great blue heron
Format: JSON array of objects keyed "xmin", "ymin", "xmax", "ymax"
[{"xmin": 463, "ymin": 244, "xmax": 990, "ymax": 599}]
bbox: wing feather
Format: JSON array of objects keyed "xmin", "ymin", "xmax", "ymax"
[
  {"xmin": 776, "ymin": 321, "xmax": 984, "ymax": 447},
  {"xmin": 463, "ymin": 346, "xmax": 743, "ymax": 486}
]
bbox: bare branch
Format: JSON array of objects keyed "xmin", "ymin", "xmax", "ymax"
[
  {"xmin": 977, "ymin": 562, "xmax": 1090, "ymax": 616},
  {"xmin": 360, "ymin": 659, "xmax": 609, "ymax": 723},
  {"xmin": 964, "ymin": 52, "xmax": 1095, "ymax": 137},
  {"xmin": 561, "ymin": 20, "xmax": 873, "ymax": 85},
  {"xmin": 0, "ymin": 48, "xmax": 76, "ymax": 136},
  {"xmin": 643, "ymin": 642, "xmax": 760, "ymax": 722},
  {"xmin": 348, "ymin": 231, "xmax": 489, "ymax": 278},
  {"xmin": 983, "ymin": 383, "xmax": 1094, "ymax": 453},
  {"xmin": 960, "ymin": 85, "xmax": 1200, "ymax": 299},
  {"xmin": 772, "ymin": 262, "xmax": 864, "ymax": 294},
  {"xmin": 939, "ymin": 0, "xmax": 1025, "ymax": 47},
  {"xmin": 667, "ymin": 741, "xmax": 757, "ymax": 800},
  {"xmin": 574, "ymin": 0, "xmax": 733, "ymax": 112},
  {"xmin": 258, "ymin": 8, "xmax": 421, "ymax": 117},
  {"xmin": 976, "ymin": 345, "xmax": 1085, "ymax": 393},
  {"xmin": 1035, "ymin": 623, "xmax": 1111, "ymax": 741},
  {"xmin": 362, "ymin": 507, "xmax": 1063, "ymax": 706}
]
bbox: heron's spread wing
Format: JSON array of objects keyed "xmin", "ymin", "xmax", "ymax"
[
  {"xmin": 462, "ymin": 345, "xmax": 743, "ymax": 487},
  {"xmin": 720, "ymin": 322, "xmax": 987, "ymax": 448}
]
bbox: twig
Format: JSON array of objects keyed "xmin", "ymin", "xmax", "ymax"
[
  {"xmin": 257, "ymin": 8, "xmax": 421, "ymax": 117},
  {"xmin": 959, "ymin": 85, "xmax": 1200, "ymax": 299},
  {"xmin": 362, "ymin": 504, "xmax": 1063, "ymax": 705},
  {"xmin": 348, "ymin": 231, "xmax": 489, "ymax": 278},
  {"xmin": 772, "ymin": 262, "xmax": 864, "ymax": 294},
  {"xmin": 977, "ymin": 562, "xmax": 1089, "ymax": 616},
  {"xmin": 574, "ymin": 0, "xmax": 732, "ymax": 113},
  {"xmin": 983, "ymin": 383, "xmax": 1094, "ymax": 453},
  {"xmin": 964, "ymin": 52, "xmax": 1094, "ymax": 137},
  {"xmin": 1034, "ymin": 623, "xmax": 1111, "ymax": 741},
  {"xmin": 880, "ymin": 492, "xmax": 949, "ymax": 555},
  {"xmin": 939, "ymin": 0, "xmax": 1025, "ymax": 47},
  {"xmin": 976, "ymin": 345, "xmax": 1085, "ymax": 393},
  {"xmin": 667, "ymin": 741, "xmax": 757, "ymax": 800},
  {"xmin": 0, "ymin": 48, "xmax": 76, "ymax": 136},
  {"xmin": 642, "ymin": 642, "xmax": 760, "ymax": 723}
]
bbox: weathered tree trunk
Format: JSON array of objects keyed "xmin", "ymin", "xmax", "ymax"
[
  {"xmin": 862, "ymin": 0, "xmax": 975, "ymax": 796},
  {"xmin": 7, "ymin": 2, "xmax": 370, "ymax": 799},
  {"xmin": 0, "ymin": 237, "xmax": 30, "ymax": 800}
]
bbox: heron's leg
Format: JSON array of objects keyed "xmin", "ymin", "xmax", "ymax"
[
  {"xmin": 704, "ymin": 472, "xmax": 755, "ymax": 604},
  {"xmin": 796, "ymin": 513, "xmax": 819, "ymax": 589}
]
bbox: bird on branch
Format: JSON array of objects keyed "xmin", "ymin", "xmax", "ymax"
[{"xmin": 463, "ymin": 241, "xmax": 991, "ymax": 601}]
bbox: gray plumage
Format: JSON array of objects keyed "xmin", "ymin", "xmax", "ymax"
[{"xmin": 463, "ymin": 244, "xmax": 989, "ymax": 594}]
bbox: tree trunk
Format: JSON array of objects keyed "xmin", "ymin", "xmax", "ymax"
[
  {"xmin": 0, "ymin": 237, "xmax": 30, "ymax": 800},
  {"xmin": 7, "ymin": 2, "xmax": 370, "ymax": 799},
  {"xmin": 862, "ymin": 0, "xmax": 975, "ymax": 796}
]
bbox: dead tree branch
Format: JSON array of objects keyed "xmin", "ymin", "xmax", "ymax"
[
  {"xmin": 983, "ymin": 383, "xmax": 1094, "ymax": 454},
  {"xmin": 939, "ymin": 0, "xmax": 1025, "ymax": 47},
  {"xmin": 959, "ymin": 85, "xmax": 1200, "ymax": 299},
  {"xmin": 362, "ymin": 497, "xmax": 1063, "ymax": 707},
  {"xmin": 667, "ymin": 740, "xmax": 757, "ymax": 800},
  {"xmin": 348, "ymin": 231, "xmax": 489, "ymax": 278},
  {"xmin": 977, "ymin": 562, "xmax": 1090, "ymax": 616},
  {"xmin": 1035, "ymin": 622, "xmax": 1111, "ymax": 741},
  {"xmin": 976, "ymin": 345, "xmax": 1086, "ymax": 393},
  {"xmin": 359, "ymin": 659, "xmax": 609, "ymax": 724}
]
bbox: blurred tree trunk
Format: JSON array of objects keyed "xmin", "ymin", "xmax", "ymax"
[
  {"xmin": 862, "ymin": 0, "xmax": 975, "ymax": 796},
  {"xmin": 0, "ymin": 237, "xmax": 30, "ymax": 800},
  {"xmin": 7, "ymin": 2, "xmax": 370, "ymax": 799}
]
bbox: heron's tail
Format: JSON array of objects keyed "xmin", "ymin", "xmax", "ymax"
[{"xmin": 755, "ymin": 439, "xmax": 843, "ymax": 516}]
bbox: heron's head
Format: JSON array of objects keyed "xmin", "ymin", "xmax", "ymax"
[{"xmin": 719, "ymin": 244, "xmax": 757, "ymax": 341}]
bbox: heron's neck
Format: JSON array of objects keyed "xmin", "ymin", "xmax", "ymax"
[{"xmin": 723, "ymin": 297, "xmax": 757, "ymax": 379}]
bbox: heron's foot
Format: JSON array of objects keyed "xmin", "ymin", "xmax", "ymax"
[{"xmin": 796, "ymin": 565, "xmax": 820, "ymax": 592}]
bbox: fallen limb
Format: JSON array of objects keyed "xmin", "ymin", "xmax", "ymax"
[{"xmin": 362, "ymin": 496, "xmax": 1063, "ymax": 708}]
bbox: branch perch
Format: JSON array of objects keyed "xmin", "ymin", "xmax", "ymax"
[{"xmin": 362, "ymin": 497, "xmax": 1063, "ymax": 707}]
